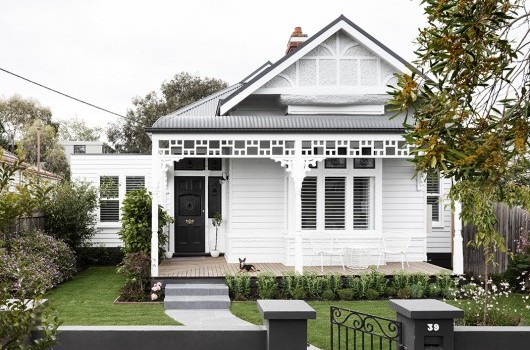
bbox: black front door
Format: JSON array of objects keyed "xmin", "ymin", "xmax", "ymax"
[{"xmin": 174, "ymin": 177, "xmax": 205, "ymax": 253}]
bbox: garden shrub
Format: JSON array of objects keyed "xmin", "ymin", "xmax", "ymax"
[
  {"xmin": 283, "ymin": 272, "xmax": 307, "ymax": 299},
  {"xmin": 43, "ymin": 181, "xmax": 98, "ymax": 255},
  {"xmin": 366, "ymin": 288, "xmax": 380, "ymax": 300},
  {"xmin": 392, "ymin": 271, "xmax": 411, "ymax": 290},
  {"xmin": 410, "ymin": 283, "xmax": 425, "ymax": 299},
  {"xmin": 305, "ymin": 273, "xmax": 324, "ymax": 299},
  {"xmin": 0, "ymin": 230, "xmax": 76, "ymax": 297},
  {"xmin": 385, "ymin": 286, "xmax": 397, "ymax": 298},
  {"xmin": 337, "ymin": 288, "xmax": 354, "ymax": 301},
  {"xmin": 225, "ymin": 273, "xmax": 251, "ymax": 300},
  {"xmin": 426, "ymin": 283, "xmax": 441, "ymax": 298},
  {"xmin": 119, "ymin": 189, "xmax": 173, "ymax": 255},
  {"xmin": 322, "ymin": 289, "xmax": 336, "ymax": 301},
  {"xmin": 0, "ymin": 284, "xmax": 60, "ymax": 349},
  {"xmin": 396, "ymin": 287, "xmax": 411, "ymax": 299},
  {"xmin": 346, "ymin": 276, "xmax": 363, "ymax": 299},
  {"xmin": 256, "ymin": 273, "xmax": 277, "ymax": 299},
  {"xmin": 118, "ymin": 251, "xmax": 151, "ymax": 301}
]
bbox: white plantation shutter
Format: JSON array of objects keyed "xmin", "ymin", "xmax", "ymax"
[
  {"xmin": 325, "ymin": 177, "xmax": 346, "ymax": 230},
  {"xmin": 126, "ymin": 176, "xmax": 145, "ymax": 193},
  {"xmin": 426, "ymin": 173, "xmax": 441, "ymax": 222},
  {"xmin": 301, "ymin": 177, "xmax": 317, "ymax": 229},
  {"xmin": 353, "ymin": 177, "xmax": 372, "ymax": 230},
  {"xmin": 100, "ymin": 176, "xmax": 119, "ymax": 222}
]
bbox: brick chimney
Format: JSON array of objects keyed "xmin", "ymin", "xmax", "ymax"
[{"xmin": 286, "ymin": 27, "xmax": 308, "ymax": 54}]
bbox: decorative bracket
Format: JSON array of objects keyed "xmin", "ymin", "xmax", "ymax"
[{"xmin": 272, "ymin": 157, "xmax": 325, "ymax": 193}]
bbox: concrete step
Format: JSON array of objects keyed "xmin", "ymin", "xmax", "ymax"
[
  {"xmin": 165, "ymin": 284, "xmax": 228, "ymax": 296},
  {"xmin": 164, "ymin": 295, "xmax": 231, "ymax": 310}
]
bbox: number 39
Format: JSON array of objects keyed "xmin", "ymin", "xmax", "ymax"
[{"xmin": 427, "ymin": 323, "xmax": 439, "ymax": 331}]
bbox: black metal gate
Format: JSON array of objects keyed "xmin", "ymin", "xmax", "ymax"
[{"xmin": 330, "ymin": 306, "xmax": 403, "ymax": 350}]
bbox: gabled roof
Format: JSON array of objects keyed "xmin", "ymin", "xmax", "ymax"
[{"xmin": 218, "ymin": 14, "xmax": 417, "ymax": 115}]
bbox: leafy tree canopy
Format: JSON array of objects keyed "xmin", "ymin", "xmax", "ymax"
[
  {"xmin": 0, "ymin": 95, "xmax": 56, "ymax": 150},
  {"xmin": 19, "ymin": 120, "xmax": 69, "ymax": 179},
  {"xmin": 57, "ymin": 117, "xmax": 102, "ymax": 141},
  {"xmin": 107, "ymin": 72, "xmax": 227, "ymax": 153}
]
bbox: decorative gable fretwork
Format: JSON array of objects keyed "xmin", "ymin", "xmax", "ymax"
[
  {"xmin": 156, "ymin": 137, "xmax": 412, "ymax": 158},
  {"xmin": 259, "ymin": 30, "xmax": 398, "ymax": 91}
]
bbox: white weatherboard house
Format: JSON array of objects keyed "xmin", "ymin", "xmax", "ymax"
[{"xmin": 70, "ymin": 15, "xmax": 463, "ymax": 277}]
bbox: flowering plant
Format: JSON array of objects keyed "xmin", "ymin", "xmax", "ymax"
[
  {"xmin": 150, "ymin": 282, "xmax": 164, "ymax": 301},
  {"xmin": 450, "ymin": 275, "xmax": 530, "ymax": 326}
]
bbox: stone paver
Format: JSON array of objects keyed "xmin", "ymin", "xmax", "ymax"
[{"xmin": 165, "ymin": 309, "xmax": 259, "ymax": 329}]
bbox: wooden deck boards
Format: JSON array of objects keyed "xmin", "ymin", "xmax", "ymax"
[{"xmin": 158, "ymin": 256, "xmax": 451, "ymax": 278}]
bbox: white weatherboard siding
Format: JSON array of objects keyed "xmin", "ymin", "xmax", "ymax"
[
  {"xmin": 70, "ymin": 154, "xmax": 152, "ymax": 247},
  {"xmin": 382, "ymin": 158, "xmax": 427, "ymax": 261},
  {"xmin": 226, "ymin": 158, "xmax": 286, "ymax": 263},
  {"xmin": 428, "ymin": 177, "xmax": 452, "ymax": 253}
]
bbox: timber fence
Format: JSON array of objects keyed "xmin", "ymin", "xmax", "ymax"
[{"xmin": 463, "ymin": 203, "xmax": 530, "ymax": 276}]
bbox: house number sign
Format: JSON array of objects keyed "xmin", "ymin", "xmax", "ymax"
[{"xmin": 427, "ymin": 323, "xmax": 440, "ymax": 331}]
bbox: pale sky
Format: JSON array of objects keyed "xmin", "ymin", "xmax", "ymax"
[{"xmin": 0, "ymin": 0, "xmax": 425, "ymax": 133}]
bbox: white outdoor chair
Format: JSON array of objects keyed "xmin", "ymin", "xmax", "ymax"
[
  {"xmin": 377, "ymin": 231, "xmax": 411, "ymax": 269},
  {"xmin": 308, "ymin": 232, "xmax": 345, "ymax": 272}
]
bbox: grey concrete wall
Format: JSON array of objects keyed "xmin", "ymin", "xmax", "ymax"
[
  {"xmin": 51, "ymin": 326, "xmax": 266, "ymax": 350},
  {"xmin": 454, "ymin": 326, "xmax": 530, "ymax": 350}
]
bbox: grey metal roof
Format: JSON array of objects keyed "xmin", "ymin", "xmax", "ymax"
[
  {"xmin": 147, "ymin": 112, "xmax": 405, "ymax": 133},
  {"xmin": 158, "ymin": 83, "xmax": 243, "ymax": 118}
]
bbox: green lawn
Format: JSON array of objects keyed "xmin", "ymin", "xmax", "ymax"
[{"xmin": 45, "ymin": 266, "xmax": 179, "ymax": 325}]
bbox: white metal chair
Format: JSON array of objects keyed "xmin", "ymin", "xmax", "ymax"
[
  {"xmin": 377, "ymin": 231, "xmax": 411, "ymax": 269},
  {"xmin": 308, "ymin": 232, "xmax": 345, "ymax": 271}
]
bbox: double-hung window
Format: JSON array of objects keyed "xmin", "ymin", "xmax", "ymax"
[
  {"xmin": 426, "ymin": 173, "xmax": 442, "ymax": 226},
  {"xmin": 99, "ymin": 176, "xmax": 119, "ymax": 222}
]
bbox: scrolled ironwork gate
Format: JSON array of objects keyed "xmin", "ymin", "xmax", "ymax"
[{"xmin": 330, "ymin": 306, "xmax": 403, "ymax": 350}]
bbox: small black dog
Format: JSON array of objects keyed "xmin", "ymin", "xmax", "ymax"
[{"xmin": 239, "ymin": 258, "xmax": 259, "ymax": 272}]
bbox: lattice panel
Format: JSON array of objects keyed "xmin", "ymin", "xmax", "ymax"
[
  {"xmin": 158, "ymin": 139, "xmax": 296, "ymax": 157},
  {"xmin": 300, "ymin": 139, "xmax": 412, "ymax": 157}
]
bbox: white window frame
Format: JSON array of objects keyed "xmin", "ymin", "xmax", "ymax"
[
  {"xmin": 426, "ymin": 173, "xmax": 443, "ymax": 227},
  {"xmin": 302, "ymin": 158, "xmax": 381, "ymax": 235},
  {"xmin": 99, "ymin": 175, "xmax": 120, "ymax": 223}
]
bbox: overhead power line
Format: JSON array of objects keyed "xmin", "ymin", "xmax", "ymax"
[{"xmin": 0, "ymin": 66, "xmax": 147, "ymax": 126}]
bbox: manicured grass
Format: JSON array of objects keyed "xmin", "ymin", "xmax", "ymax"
[
  {"xmin": 231, "ymin": 300, "xmax": 393, "ymax": 350},
  {"xmin": 45, "ymin": 266, "xmax": 179, "ymax": 325}
]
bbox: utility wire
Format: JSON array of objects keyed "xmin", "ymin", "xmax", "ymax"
[{"xmin": 0, "ymin": 66, "xmax": 147, "ymax": 126}]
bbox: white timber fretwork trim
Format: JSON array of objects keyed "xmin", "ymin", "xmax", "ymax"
[{"xmin": 156, "ymin": 135, "xmax": 412, "ymax": 158}]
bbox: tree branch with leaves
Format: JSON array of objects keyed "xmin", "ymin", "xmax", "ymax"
[{"xmin": 390, "ymin": 0, "xmax": 530, "ymax": 325}]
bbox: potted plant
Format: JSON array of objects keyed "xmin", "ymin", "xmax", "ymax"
[
  {"xmin": 164, "ymin": 251, "xmax": 173, "ymax": 259},
  {"xmin": 211, "ymin": 211, "xmax": 222, "ymax": 257}
]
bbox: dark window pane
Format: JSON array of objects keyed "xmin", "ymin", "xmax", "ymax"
[
  {"xmin": 208, "ymin": 159, "xmax": 222, "ymax": 171},
  {"xmin": 100, "ymin": 200, "xmax": 119, "ymax": 222},
  {"xmin": 208, "ymin": 177, "xmax": 222, "ymax": 218},
  {"xmin": 174, "ymin": 158, "xmax": 205, "ymax": 170},
  {"xmin": 325, "ymin": 158, "xmax": 346, "ymax": 168}
]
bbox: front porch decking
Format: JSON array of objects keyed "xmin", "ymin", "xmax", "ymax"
[{"xmin": 158, "ymin": 256, "xmax": 451, "ymax": 278}]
